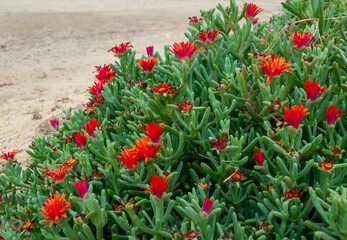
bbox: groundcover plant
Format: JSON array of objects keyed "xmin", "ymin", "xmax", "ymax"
[{"xmin": 1, "ymin": 0, "xmax": 346, "ymax": 239}]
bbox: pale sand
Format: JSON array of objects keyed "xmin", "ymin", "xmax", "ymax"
[{"xmin": 0, "ymin": 0, "xmax": 282, "ymax": 164}]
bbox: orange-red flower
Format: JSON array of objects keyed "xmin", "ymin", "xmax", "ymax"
[
  {"xmin": 288, "ymin": 31, "xmax": 314, "ymax": 50},
  {"xmin": 211, "ymin": 133, "xmax": 228, "ymax": 151},
  {"xmin": 144, "ymin": 175, "xmax": 169, "ymax": 199},
  {"xmin": 95, "ymin": 64, "xmax": 116, "ymax": 83},
  {"xmin": 37, "ymin": 193, "xmax": 71, "ymax": 227},
  {"xmin": 88, "ymin": 81, "xmax": 105, "ymax": 96},
  {"xmin": 176, "ymin": 98, "xmax": 194, "ymax": 114},
  {"xmin": 245, "ymin": 3, "xmax": 263, "ymax": 24},
  {"xmin": 283, "ymin": 189, "xmax": 301, "ymax": 201},
  {"xmin": 132, "ymin": 137, "xmax": 163, "ymax": 162},
  {"xmin": 261, "ymin": 55, "xmax": 292, "ymax": 86},
  {"xmin": 168, "ymin": 41, "xmax": 200, "ymax": 61},
  {"xmin": 82, "ymin": 119, "xmax": 99, "ymax": 139},
  {"xmin": 42, "ymin": 165, "xmax": 73, "ymax": 182},
  {"xmin": 143, "ymin": 121, "xmax": 164, "ymax": 143},
  {"xmin": 318, "ymin": 159, "xmax": 333, "ymax": 171},
  {"xmin": 189, "ymin": 16, "xmax": 203, "ymax": 25},
  {"xmin": 138, "ymin": 57, "xmax": 160, "ymax": 72},
  {"xmin": 305, "ymin": 80, "xmax": 325, "ymax": 101},
  {"xmin": 108, "ymin": 42, "xmax": 133, "ymax": 56},
  {"xmin": 117, "ymin": 147, "xmax": 140, "ymax": 169},
  {"xmin": 150, "ymin": 82, "xmax": 178, "ymax": 95},
  {"xmin": 0, "ymin": 149, "xmax": 19, "ymax": 161},
  {"xmin": 326, "ymin": 105, "xmax": 345, "ymax": 126},
  {"xmin": 196, "ymin": 30, "xmax": 221, "ymax": 44},
  {"xmin": 282, "ymin": 104, "xmax": 310, "ymax": 129}
]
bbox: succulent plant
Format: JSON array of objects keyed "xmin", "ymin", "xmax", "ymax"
[{"xmin": 1, "ymin": 0, "xmax": 346, "ymax": 239}]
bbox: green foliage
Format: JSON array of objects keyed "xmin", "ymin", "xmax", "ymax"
[{"xmin": 0, "ymin": 0, "xmax": 346, "ymax": 239}]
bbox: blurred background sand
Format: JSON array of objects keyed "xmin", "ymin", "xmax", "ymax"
[{"xmin": 0, "ymin": 0, "xmax": 282, "ymax": 164}]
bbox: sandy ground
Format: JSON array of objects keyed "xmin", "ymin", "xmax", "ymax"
[{"xmin": 0, "ymin": 0, "xmax": 282, "ymax": 164}]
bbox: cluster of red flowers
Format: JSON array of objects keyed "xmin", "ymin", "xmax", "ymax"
[
  {"xmin": 86, "ymin": 64, "xmax": 116, "ymax": 110},
  {"xmin": 0, "ymin": 149, "xmax": 19, "ymax": 161},
  {"xmin": 188, "ymin": 16, "xmax": 203, "ymax": 25},
  {"xmin": 196, "ymin": 30, "xmax": 221, "ymax": 44},
  {"xmin": 117, "ymin": 121, "xmax": 164, "ymax": 169}
]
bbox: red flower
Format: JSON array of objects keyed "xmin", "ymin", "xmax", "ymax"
[
  {"xmin": 282, "ymin": 104, "xmax": 309, "ymax": 129},
  {"xmin": 37, "ymin": 193, "xmax": 71, "ymax": 227},
  {"xmin": 75, "ymin": 179, "xmax": 88, "ymax": 199},
  {"xmin": 168, "ymin": 41, "xmax": 200, "ymax": 61},
  {"xmin": 42, "ymin": 165, "xmax": 72, "ymax": 182},
  {"xmin": 283, "ymin": 189, "xmax": 301, "ymax": 201},
  {"xmin": 132, "ymin": 137, "xmax": 163, "ymax": 162},
  {"xmin": 254, "ymin": 151, "xmax": 265, "ymax": 166},
  {"xmin": 229, "ymin": 169, "xmax": 246, "ymax": 182},
  {"xmin": 196, "ymin": 30, "xmax": 221, "ymax": 44},
  {"xmin": 138, "ymin": 57, "xmax": 160, "ymax": 72},
  {"xmin": 326, "ymin": 105, "xmax": 344, "ymax": 125},
  {"xmin": 202, "ymin": 198, "xmax": 214, "ymax": 215},
  {"xmin": 318, "ymin": 159, "xmax": 333, "ymax": 171},
  {"xmin": 211, "ymin": 133, "xmax": 228, "ymax": 151},
  {"xmin": 88, "ymin": 81, "xmax": 105, "ymax": 96},
  {"xmin": 189, "ymin": 16, "xmax": 203, "ymax": 25},
  {"xmin": 176, "ymin": 98, "xmax": 193, "ymax": 114},
  {"xmin": 50, "ymin": 118, "xmax": 59, "ymax": 130},
  {"xmin": 246, "ymin": 3, "xmax": 263, "ymax": 20},
  {"xmin": 0, "ymin": 149, "xmax": 19, "ymax": 161},
  {"xmin": 82, "ymin": 119, "xmax": 99, "ymax": 139},
  {"xmin": 288, "ymin": 31, "xmax": 314, "ymax": 50},
  {"xmin": 150, "ymin": 82, "xmax": 178, "ymax": 95},
  {"xmin": 143, "ymin": 121, "xmax": 164, "ymax": 143},
  {"xmin": 108, "ymin": 42, "xmax": 133, "ymax": 56},
  {"xmin": 117, "ymin": 147, "xmax": 140, "ymax": 170},
  {"xmin": 95, "ymin": 64, "xmax": 116, "ymax": 83},
  {"xmin": 75, "ymin": 132, "xmax": 87, "ymax": 149},
  {"xmin": 261, "ymin": 55, "xmax": 292, "ymax": 86},
  {"xmin": 305, "ymin": 80, "xmax": 325, "ymax": 101},
  {"xmin": 144, "ymin": 175, "xmax": 169, "ymax": 199},
  {"xmin": 146, "ymin": 46, "xmax": 154, "ymax": 57}
]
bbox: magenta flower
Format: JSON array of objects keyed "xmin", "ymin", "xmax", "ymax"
[
  {"xmin": 268, "ymin": 28, "xmax": 274, "ymax": 32},
  {"xmin": 254, "ymin": 151, "xmax": 265, "ymax": 166},
  {"xmin": 74, "ymin": 179, "xmax": 88, "ymax": 199},
  {"xmin": 50, "ymin": 118, "xmax": 59, "ymax": 130},
  {"xmin": 326, "ymin": 105, "xmax": 345, "ymax": 126},
  {"xmin": 305, "ymin": 80, "xmax": 325, "ymax": 101},
  {"xmin": 202, "ymin": 198, "xmax": 214, "ymax": 215},
  {"xmin": 146, "ymin": 46, "xmax": 154, "ymax": 57},
  {"xmin": 74, "ymin": 132, "xmax": 87, "ymax": 149}
]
